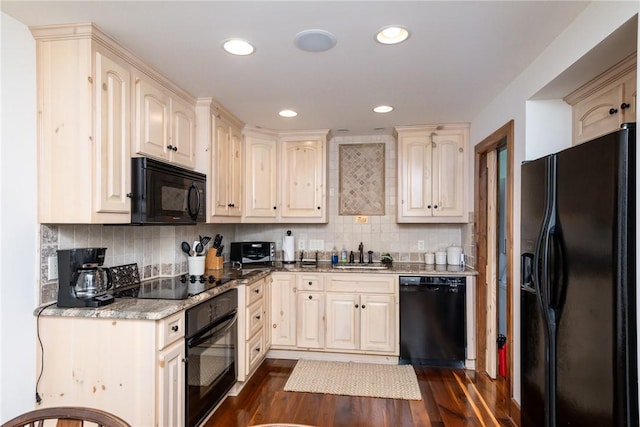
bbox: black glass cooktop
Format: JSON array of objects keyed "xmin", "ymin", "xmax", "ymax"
[{"xmin": 112, "ymin": 274, "xmax": 231, "ymax": 300}]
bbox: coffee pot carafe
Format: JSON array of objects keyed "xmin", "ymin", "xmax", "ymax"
[
  {"xmin": 57, "ymin": 248, "xmax": 114, "ymax": 308},
  {"xmin": 74, "ymin": 266, "xmax": 112, "ymax": 299}
]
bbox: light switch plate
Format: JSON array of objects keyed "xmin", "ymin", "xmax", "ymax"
[
  {"xmin": 47, "ymin": 256, "xmax": 58, "ymax": 280},
  {"xmin": 418, "ymin": 240, "xmax": 425, "ymax": 251},
  {"xmin": 298, "ymin": 240, "xmax": 305, "ymax": 250}
]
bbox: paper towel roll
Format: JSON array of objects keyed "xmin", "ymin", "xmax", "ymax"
[{"xmin": 283, "ymin": 235, "xmax": 295, "ymax": 263}]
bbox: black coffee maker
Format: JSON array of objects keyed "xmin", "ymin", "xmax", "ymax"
[{"xmin": 57, "ymin": 248, "xmax": 114, "ymax": 308}]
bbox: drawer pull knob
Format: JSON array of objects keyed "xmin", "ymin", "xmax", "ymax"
[
  {"xmin": 171, "ymin": 325, "xmax": 179, "ymax": 332},
  {"xmin": 254, "ymin": 289, "xmax": 260, "ymax": 294},
  {"xmin": 609, "ymin": 108, "xmax": 618, "ymax": 115},
  {"xmin": 621, "ymin": 102, "xmax": 630, "ymax": 110},
  {"xmin": 361, "ymin": 304, "xmax": 366, "ymax": 309},
  {"xmin": 255, "ymin": 315, "xmax": 261, "ymax": 320},
  {"xmin": 355, "ymin": 304, "xmax": 359, "ymax": 308},
  {"xmin": 308, "ymin": 281, "xmax": 313, "ymax": 285},
  {"xmin": 308, "ymin": 295, "xmax": 312, "ymax": 300}
]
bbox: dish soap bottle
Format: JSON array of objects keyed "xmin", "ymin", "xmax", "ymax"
[
  {"xmin": 341, "ymin": 246, "xmax": 347, "ymax": 263},
  {"xmin": 332, "ymin": 247, "xmax": 339, "ymax": 265}
]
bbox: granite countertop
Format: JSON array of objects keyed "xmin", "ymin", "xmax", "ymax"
[
  {"xmin": 35, "ymin": 263, "xmax": 475, "ymax": 321},
  {"xmin": 270, "ymin": 261, "xmax": 478, "ymax": 276}
]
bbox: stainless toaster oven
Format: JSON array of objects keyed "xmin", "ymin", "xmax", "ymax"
[{"xmin": 229, "ymin": 242, "xmax": 275, "ymax": 265}]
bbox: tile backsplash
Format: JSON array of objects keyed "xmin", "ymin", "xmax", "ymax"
[{"xmin": 38, "ymin": 134, "xmax": 475, "ymax": 305}]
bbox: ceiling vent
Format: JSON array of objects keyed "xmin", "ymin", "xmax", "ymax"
[{"xmin": 294, "ymin": 29, "xmax": 337, "ymax": 52}]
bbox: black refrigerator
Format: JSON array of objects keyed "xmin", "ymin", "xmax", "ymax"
[{"xmin": 520, "ymin": 123, "xmax": 638, "ymax": 427}]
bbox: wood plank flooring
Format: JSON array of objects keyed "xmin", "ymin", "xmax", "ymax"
[{"xmin": 204, "ymin": 359, "xmax": 515, "ymax": 427}]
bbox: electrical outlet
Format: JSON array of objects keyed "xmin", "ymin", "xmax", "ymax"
[
  {"xmin": 298, "ymin": 240, "xmax": 305, "ymax": 250},
  {"xmin": 47, "ymin": 256, "xmax": 58, "ymax": 280},
  {"xmin": 417, "ymin": 240, "xmax": 425, "ymax": 251}
]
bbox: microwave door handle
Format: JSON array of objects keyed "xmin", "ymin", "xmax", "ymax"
[{"xmin": 187, "ymin": 183, "xmax": 200, "ymax": 221}]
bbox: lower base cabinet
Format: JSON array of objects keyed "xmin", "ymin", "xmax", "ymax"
[
  {"xmin": 238, "ymin": 277, "xmax": 269, "ymax": 381},
  {"xmin": 36, "ymin": 312, "xmax": 185, "ymax": 427},
  {"xmin": 270, "ymin": 273, "xmax": 398, "ymax": 356}
]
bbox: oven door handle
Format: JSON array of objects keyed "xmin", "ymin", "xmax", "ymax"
[{"xmin": 187, "ymin": 310, "xmax": 238, "ymax": 348}]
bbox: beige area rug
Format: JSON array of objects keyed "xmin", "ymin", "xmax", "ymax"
[{"xmin": 283, "ymin": 359, "xmax": 421, "ymax": 400}]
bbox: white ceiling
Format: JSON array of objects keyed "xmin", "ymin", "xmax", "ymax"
[{"xmin": 4, "ymin": 0, "xmax": 632, "ymax": 135}]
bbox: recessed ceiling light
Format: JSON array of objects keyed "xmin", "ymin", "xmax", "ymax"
[
  {"xmin": 223, "ymin": 39, "xmax": 255, "ymax": 56},
  {"xmin": 294, "ymin": 29, "xmax": 337, "ymax": 52},
  {"xmin": 373, "ymin": 105, "xmax": 394, "ymax": 113},
  {"xmin": 375, "ymin": 25, "xmax": 410, "ymax": 45},
  {"xmin": 279, "ymin": 109, "xmax": 298, "ymax": 118}
]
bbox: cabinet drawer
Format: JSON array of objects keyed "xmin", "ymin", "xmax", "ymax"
[
  {"xmin": 248, "ymin": 279, "xmax": 265, "ymax": 305},
  {"xmin": 246, "ymin": 299, "xmax": 265, "ymax": 338},
  {"xmin": 246, "ymin": 331, "xmax": 265, "ymax": 374},
  {"xmin": 297, "ymin": 274, "xmax": 324, "ymax": 291},
  {"xmin": 157, "ymin": 311, "xmax": 184, "ymax": 350},
  {"xmin": 325, "ymin": 274, "xmax": 396, "ymax": 294}
]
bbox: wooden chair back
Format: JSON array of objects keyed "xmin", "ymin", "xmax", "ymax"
[{"xmin": 1, "ymin": 407, "xmax": 130, "ymax": 427}]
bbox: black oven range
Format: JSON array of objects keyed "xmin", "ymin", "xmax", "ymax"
[{"xmin": 112, "ymin": 274, "xmax": 232, "ymax": 300}]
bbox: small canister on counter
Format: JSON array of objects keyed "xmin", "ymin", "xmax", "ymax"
[
  {"xmin": 425, "ymin": 252, "xmax": 435, "ymax": 265},
  {"xmin": 435, "ymin": 250, "xmax": 447, "ymax": 265},
  {"xmin": 446, "ymin": 244, "xmax": 463, "ymax": 265}
]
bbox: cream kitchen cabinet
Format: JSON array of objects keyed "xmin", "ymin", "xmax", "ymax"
[
  {"xmin": 296, "ymin": 274, "xmax": 325, "ymax": 349},
  {"xmin": 212, "ymin": 109, "xmax": 243, "ymax": 217},
  {"xmin": 238, "ymin": 278, "xmax": 268, "ymax": 381},
  {"xmin": 243, "ymin": 128, "xmax": 330, "ymax": 223},
  {"xmin": 32, "ymin": 24, "xmax": 132, "ymax": 223},
  {"xmin": 325, "ymin": 275, "xmax": 397, "ymax": 354},
  {"xmin": 279, "ymin": 131, "xmax": 329, "ymax": 222},
  {"xmin": 270, "ymin": 273, "xmax": 298, "ymax": 347},
  {"xmin": 133, "ymin": 73, "xmax": 196, "ymax": 169},
  {"xmin": 395, "ymin": 124, "xmax": 469, "ymax": 223},
  {"xmin": 36, "ymin": 311, "xmax": 185, "ymax": 427},
  {"xmin": 243, "ymin": 128, "xmax": 278, "ymax": 219},
  {"xmin": 565, "ymin": 53, "xmax": 636, "ymax": 145}
]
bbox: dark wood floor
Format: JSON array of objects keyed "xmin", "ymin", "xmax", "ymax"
[{"xmin": 205, "ymin": 359, "xmax": 515, "ymax": 427}]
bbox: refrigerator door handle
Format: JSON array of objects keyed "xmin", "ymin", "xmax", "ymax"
[{"xmin": 548, "ymin": 224, "xmax": 568, "ymax": 317}]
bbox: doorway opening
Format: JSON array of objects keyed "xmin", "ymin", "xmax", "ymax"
[{"xmin": 474, "ymin": 120, "xmax": 514, "ymax": 415}]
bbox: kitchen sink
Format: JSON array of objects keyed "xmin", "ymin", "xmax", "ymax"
[{"xmin": 333, "ymin": 264, "xmax": 389, "ymax": 270}]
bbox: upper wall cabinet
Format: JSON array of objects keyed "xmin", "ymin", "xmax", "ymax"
[
  {"xmin": 196, "ymin": 98, "xmax": 245, "ymax": 222},
  {"xmin": 31, "ymin": 23, "xmax": 197, "ymax": 224},
  {"xmin": 565, "ymin": 53, "xmax": 636, "ymax": 145},
  {"xmin": 279, "ymin": 131, "xmax": 328, "ymax": 221},
  {"xmin": 32, "ymin": 24, "xmax": 132, "ymax": 223},
  {"xmin": 133, "ymin": 73, "xmax": 196, "ymax": 169},
  {"xmin": 243, "ymin": 128, "xmax": 330, "ymax": 223},
  {"xmin": 395, "ymin": 124, "xmax": 469, "ymax": 223}
]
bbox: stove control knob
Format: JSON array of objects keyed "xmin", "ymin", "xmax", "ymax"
[
  {"xmin": 180, "ymin": 275, "xmax": 188, "ymax": 283},
  {"xmin": 208, "ymin": 275, "xmax": 216, "ymax": 283},
  {"xmin": 199, "ymin": 275, "xmax": 206, "ymax": 283},
  {"xmin": 189, "ymin": 275, "xmax": 197, "ymax": 283}
]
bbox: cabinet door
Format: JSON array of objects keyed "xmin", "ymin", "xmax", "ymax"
[
  {"xmin": 94, "ymin": 49, "xmax": 131, "ymax": 216},
  {"xmin": 621, "ymin": 72, "xmax": 636, "ymax": 123},
  {"xmin": 228, "ymin": 125, "xmax": 243, "ymax": 216},
  {"xmin": 271, "ymin": 274, "xmax": 297, "ymax": 347},
  {"xmin": 134, "ymin": 75, "xmax": 170, "ymax": 160},
  {"xmin": 360, "ymin": 294, "xmax": 396, "ymax": 353},
  {"xmin": 170, "ymin": 96, "xmax": 196, "ymax": 168},
  {"xmin": 281, "ymin": 138, "xmax": 325, "ymax": 219},
  {"xmin": 157, "ymin": 339, "xmax": 185, "ymax": 427},
  {"xmin": 213, "ymin": 120, "xmax": 231, "ymax": 216},
  {"xmin": 245, "ymin": 134, "xmax": 278, "ymax": 218},
  {"xmin": 325, "ymin": 293, "xmax": 359, "ymax": 351},
  {"xmin": 573, "ymin": 82, "xmax": 624, "ymax": 144},
  {"xmin": 432, "ymin": 131, "xmax": 465, "ymax": 217},
  {"xmin": 399, "ymin": 133, "xmax": 433, "ymax": 217},
  {"xmin": 297, "ymin": 292, "xmax": 325, "ymax": 349}
]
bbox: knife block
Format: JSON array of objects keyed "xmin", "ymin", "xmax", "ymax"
[{"xmin": 205, "ymin": 250, "xmax": 223, "ymax": 270}]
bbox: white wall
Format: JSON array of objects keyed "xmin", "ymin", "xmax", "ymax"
[
  {"xmin": 525, "ymin": 99, "xmax": 573, "ymax": 160},
  {"xmin": 0, "ymin": 12, "xmax": 38, "ymax": 423},
  {"xmin": 469, "ymin": 1, "xmax": 639, "ymax": 405}
]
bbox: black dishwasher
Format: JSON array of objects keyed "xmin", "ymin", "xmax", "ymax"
[{"xmin": 399, "ymin": 276, "xmax": 466, "ymax": 367}]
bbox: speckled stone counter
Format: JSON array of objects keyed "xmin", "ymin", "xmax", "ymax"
[
  {"xmin": 35, "ymin": 263, "xmax": 474, "ymax": 320},
  {"xmin": 271, "ymin": 261, "xmax": 478, "ymax": 276}
]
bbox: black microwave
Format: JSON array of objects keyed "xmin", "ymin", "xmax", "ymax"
[{"xmin": 131, "ymin": 157, "xmax": 206, "ymax": 224}]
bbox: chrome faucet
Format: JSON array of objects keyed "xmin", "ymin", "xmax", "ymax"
[{"xmin": 358, "ymin": 242, "xmax": 364, "ymax": 264}]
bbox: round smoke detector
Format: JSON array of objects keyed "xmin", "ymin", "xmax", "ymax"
[{"xmin": 294, "ymin": 29, "xmax": 337, "ymax": 52}]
